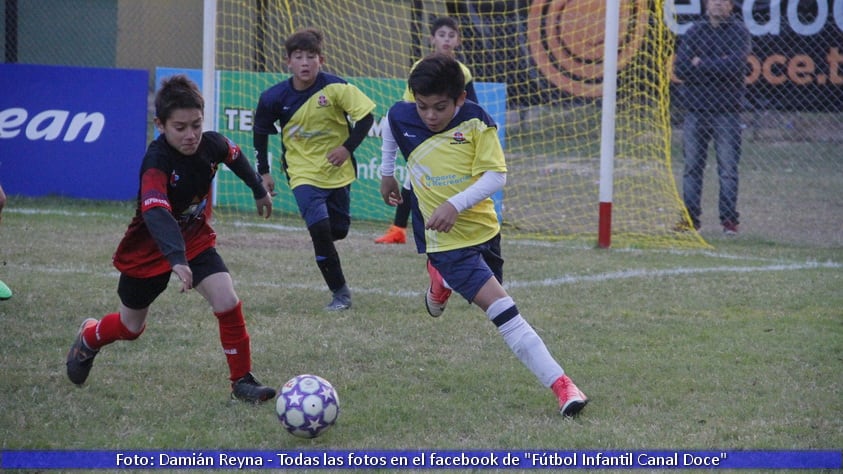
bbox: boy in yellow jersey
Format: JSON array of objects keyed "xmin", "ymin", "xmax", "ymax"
[
  {"xmin": 379, "ymin": 55, "xmax": 588, "ymax": 416},
  {"xmin": 253, "ymin": 28, "xmax": 375, "ymax": 311},
  {"xmin": 375, "ymin": 17, "xmax": 477, "ymax": 245}
]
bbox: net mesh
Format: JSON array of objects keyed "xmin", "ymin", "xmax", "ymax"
[{"xmin": 213, "ymin": 0, "xmax": 706, "ymax": 248}]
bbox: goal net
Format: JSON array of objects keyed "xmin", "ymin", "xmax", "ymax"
[{"xmin": 210, "ymin": 0, "xmax": 706, "ymax": 248}]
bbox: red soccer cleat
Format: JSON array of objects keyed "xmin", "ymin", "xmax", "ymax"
[
  {"xmin": 551, "ymin": 374, "xmax": 588, "ymax": 417},
  {"xmin": 424, "ymin": 260, "xmax": 451, "ymax": 317}
]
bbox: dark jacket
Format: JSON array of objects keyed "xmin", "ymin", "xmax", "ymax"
[{"xmin": 674, "ymin": 16, "xmax": 751, "ymax": 113}]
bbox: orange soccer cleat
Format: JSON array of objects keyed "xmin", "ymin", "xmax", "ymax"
[{"xmin": 374, "ymin": 225, "xmax": 407, "ymax": 244}]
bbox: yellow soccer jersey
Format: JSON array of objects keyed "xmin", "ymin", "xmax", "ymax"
[
  {"xmin": 388, "ymin": 101, "xmax": 506, "ymax": 252},
  {"xmin": 402, "ymin": 60, "xmax": 474, "ymax": 103},
  {"xmin": 253, "ymin": 72, "xmax": 375, "ymax": 189}
]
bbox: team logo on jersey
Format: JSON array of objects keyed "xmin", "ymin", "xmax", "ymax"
[
  {"xmin": 317, "ymin": 95, "xmax": 329, "ymax": 107},
  {"xmin": 450, "ymin": 131, "xmax": 469, "ymax": 145},
  {"xmin": 170, "ymin": 170, "xmax": 180, "ymax": 187}
]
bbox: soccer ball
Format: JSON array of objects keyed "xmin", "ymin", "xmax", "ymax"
[{"xmin": 275, "ymin": 374, "xmax": 340, "ymax": 439}]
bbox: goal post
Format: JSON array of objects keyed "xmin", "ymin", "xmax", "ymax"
[
  {"xmin": 202, "ymin": 0, "xmax": 217, "ymax": 134},
  {"xmin": 201, "ymin": 0, "xmax": 707, "ymax": 249},
  {"xmin": 598, "ymin": 0, "xmax": 620, "ymax": 249}
]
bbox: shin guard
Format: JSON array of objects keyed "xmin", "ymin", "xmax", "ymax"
[
  {"xmin": 85, "ymin": 312, "xmax": 144, "ymax": 350},
  {"xmin": 215, "ymin": 300, "xmax": 252, "ymax": 381}
]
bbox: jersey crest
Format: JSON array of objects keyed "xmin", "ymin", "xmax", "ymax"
[{"xmin": 169, "ymin": 171, "xmax": 180, "ymax": 187}]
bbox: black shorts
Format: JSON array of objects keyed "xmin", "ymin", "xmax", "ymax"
[{"xmin": 117, "ymin": 248, "xmax": 228, "ymax": 309}]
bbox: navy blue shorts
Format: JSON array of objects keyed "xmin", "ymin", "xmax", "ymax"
[
  {"xmin": 427, "ymin": 234, "xmax": 503, "ymax": 303},
  {"xmin": 117, "ymin": 248, "xmax": 228, "ymax": 309},
  {"xmin": 292, "ymin": 184, "xmax": 351, "ymax": 232}
]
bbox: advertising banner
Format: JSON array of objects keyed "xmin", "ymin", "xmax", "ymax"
[
  {"xmin": 214, "ymin": 71, "xmax": 405, "ymax": 220},
  {"xmin": 0, "ymin": 64, "xmax": 148, "ymax": 199},
  {"xmin": 453, "ymin": 0, "xmax": 842, "ymax": 111},
  {"xmin": 670, "ymin": 0, "xmax": 843, "ymax": 111},
  {"xmin": 156, "ymin": 68, "xmax": 506, "ymax": 221}
]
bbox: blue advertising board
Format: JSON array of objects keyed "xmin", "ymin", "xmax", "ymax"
[{"xmin": 0, "ymin": 64, "xmax": 148, "ymax": 200}]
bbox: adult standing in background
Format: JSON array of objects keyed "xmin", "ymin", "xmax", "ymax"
[{"xmin": 674, "ymin": 0, "xmax": 751, "ymax": 235}]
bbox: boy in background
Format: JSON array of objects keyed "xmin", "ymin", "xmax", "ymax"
[
  {"xmin": 375, "ymin": 16, "xmax": 477, "ymax": 245},
  {"xmin": 253, "ymin": 28, "xmax": 375, "ymax": 311}
]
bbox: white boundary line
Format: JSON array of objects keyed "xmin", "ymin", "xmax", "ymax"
[
  {"xmin": 9, "ymin": 208, "xmax": 809, "ymax": 264},
  {"xmin": 5, "ymin": 260, "xmax": 839, "ymax": 299},
  {"xmin": 7, "ymin": 209, "xmax": 840, "ymax": 298},
  {"xmin": 504, "ymin": 261, "xmax": 841, "ymax": 289}
]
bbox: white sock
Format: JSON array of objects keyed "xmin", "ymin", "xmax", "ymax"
[{"xmin": 487, "ymin": 297, "xmax": 564, "ymax": 387}]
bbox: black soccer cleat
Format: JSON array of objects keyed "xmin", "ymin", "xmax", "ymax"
[
  {"xmin": 230, "ymin": 372, "xmax": 276, "ymax": 403},
  {"xmin": 324, "ymin": 286, "xmax": 352, "ymax": 312},
  {"xmin": 66, "ymin": 318, "xmax": 99, "ymax": 386}
]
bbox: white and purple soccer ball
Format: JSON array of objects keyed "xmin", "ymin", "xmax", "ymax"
[{"xmin": 276, "ymin": 374, "xmax": 339, "ymax": 438}]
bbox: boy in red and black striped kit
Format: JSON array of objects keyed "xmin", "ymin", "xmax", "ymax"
[{"xmin": 66, "ymin": 75, "xmax": 276, "ymax": 403}]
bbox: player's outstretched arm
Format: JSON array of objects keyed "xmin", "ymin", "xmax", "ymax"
[{"xmin": 378, "ymin": 114, "xmax": 401, "ymax": 206}]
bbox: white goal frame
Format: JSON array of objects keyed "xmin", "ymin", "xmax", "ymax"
[{"xmin": 201, "ymin": 0, "xmax": 621, "ymax": 248}]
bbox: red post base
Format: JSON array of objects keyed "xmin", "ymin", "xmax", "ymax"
[{"xmin": 598, "ymin": 201, "xmax": 612, "ymax": 248}]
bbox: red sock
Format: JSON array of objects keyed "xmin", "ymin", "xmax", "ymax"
[
  {"xmin": 83, "ymin": 312, "xmax": 144, "ymax": 350},
  {"xmin": 215, "ymin": 301, "xmax": 251, "ymax": 382}
]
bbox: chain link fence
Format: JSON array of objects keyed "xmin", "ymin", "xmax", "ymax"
[{"xmin": 3, "ymin": 0, "xmax": 841, "ymax": 247}]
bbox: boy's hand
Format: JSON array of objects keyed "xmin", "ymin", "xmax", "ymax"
[
  {"xmin": 261, "ymin": 173, "xmax": 277, "ymax": 196},
  {"xmin": 380, "ymin": 176, "xmax": 401, "ymax": 206},
  {"xmin": 172, "ymin": 264, "xmax": 193, "ymax": 293},
  {"xmin": 326, "ymin": 146, "xmax": 351, "ymax": 167},
  {"xmin": 255, "ymin": 194, "xmax": 272, "ymax": 219},
  {"xmin": 426, "ymin": 202, "xmax": 458, "ymax": 233}
]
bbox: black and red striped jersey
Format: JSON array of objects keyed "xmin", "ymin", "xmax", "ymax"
[{"xmin": 113, "ymin": 131, "xmax": 264, "ymax": 278}]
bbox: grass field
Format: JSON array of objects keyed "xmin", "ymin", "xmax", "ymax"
[{"xmin": 0, "ymin": 197, "xmax": 840, "ymax": 471}]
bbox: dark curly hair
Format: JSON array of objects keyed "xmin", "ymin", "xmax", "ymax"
[{"xmin": 154, "ymin": 74, "xmax": 203, "ymax": 123}]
